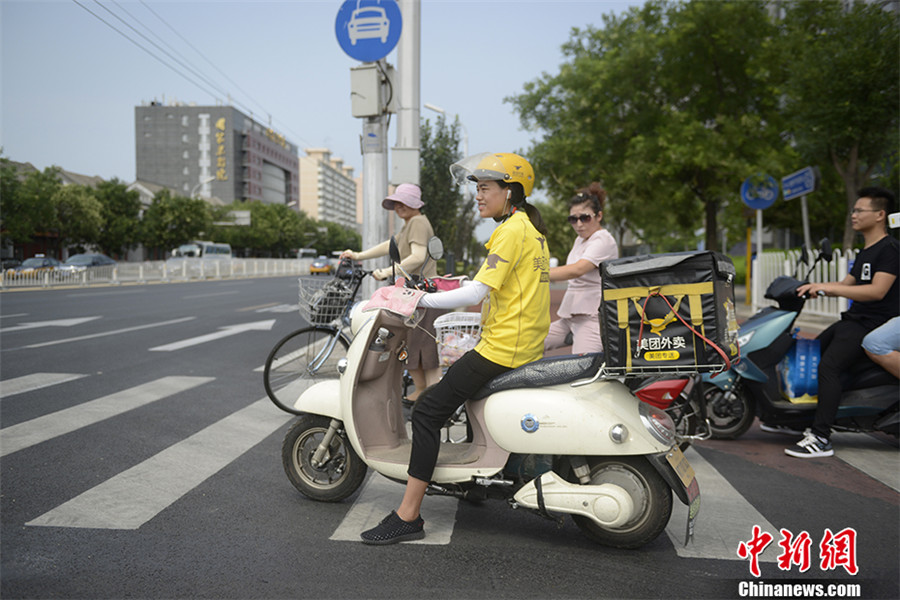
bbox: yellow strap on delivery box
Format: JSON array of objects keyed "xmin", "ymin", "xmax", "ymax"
[{"xmin": 607, "ymin": 282, "xmax": 714, "ymax": 371}]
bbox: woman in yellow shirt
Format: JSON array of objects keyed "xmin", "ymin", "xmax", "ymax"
[{"xmin": 361, "ymin": 152, "xmax": 551, "ymax": 545}]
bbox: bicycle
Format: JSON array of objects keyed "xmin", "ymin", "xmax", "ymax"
[{"xmin": 263, "ymin": 259, "xmax": 370, "ymax": 414}]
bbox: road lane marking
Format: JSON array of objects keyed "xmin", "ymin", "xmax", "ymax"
[
  {"xmin": 238, "ymin": 302, "xmax": 280, "ymax": 312},
  {"xmin": 0, "ymin": 316, "xmax": 101, "ymax": 334},
  {"xmin": 330, "ymin": 472, "xmax": 459, "ymax": 545},
  {"xmin": 22, "ymin": 317, "xmax": 196, "ymax": 349},
  {"xmin": 149, "ymin": 319, "xmax": 276, "ymax": 351},
  {"xmin": 0, "ymin": 373, "xmax": 88, "ymax": 399},
  {"xmin": 26, "ymin": 398, "xmax": 291, "ymax": 530},
  {"xmin": 667, "ymin": 447, "xmax": 778, "ymax": 562},
  {"xmin": 833, "ymin": 432, "xmax": 900, "ymax": 492},
  {"xmin": 182, "ymin": 290, "xmax": 240, "ymax": 300},
  {"xmin": 0, "ymin": 376, "xmax": 213, "ymax": 457}
]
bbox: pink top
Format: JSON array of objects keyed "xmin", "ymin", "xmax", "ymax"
[{"xmin": 557, "ymin": 228, "xmax": 619, "ymax": 318}]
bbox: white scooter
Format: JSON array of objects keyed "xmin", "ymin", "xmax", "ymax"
[{"xmin": 281, "ymin": 239, "xmax": 700, "ymax": 549}]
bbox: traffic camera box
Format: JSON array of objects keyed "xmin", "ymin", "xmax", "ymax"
[{"xmin": 600, "ymin": 251, "xmax": 740, "ymax": 374}]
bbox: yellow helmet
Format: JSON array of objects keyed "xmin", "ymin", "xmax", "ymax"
[{"xmin": 450, "ymin": 152, "xmax": 535, "ymax": 197}]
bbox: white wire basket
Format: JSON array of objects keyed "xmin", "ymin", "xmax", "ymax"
[
  {"xmin": 298, "ymin": 277, "xmax": 353, "ymax": 325},
  {"xmin": 434, "ymin": 312, "xmax": 482, "ymax": 367}
]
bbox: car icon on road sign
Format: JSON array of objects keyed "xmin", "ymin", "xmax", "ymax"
[
  {"xmin": 336, "ymin": 0, "xmax": 403, "ymax": 63},
  {"xmin": 348, "ymin": 6, "xmax": 390, "ymax": 45}
]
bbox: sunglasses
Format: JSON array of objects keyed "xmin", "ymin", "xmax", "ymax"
[{"xmin": 567, "ymin": 213, "xmax": 596, "ymax": 225}]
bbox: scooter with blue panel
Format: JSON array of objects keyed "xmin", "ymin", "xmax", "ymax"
[{"xmin": 697, "ymin": 240, "xmax": 898, "ymax": 439}]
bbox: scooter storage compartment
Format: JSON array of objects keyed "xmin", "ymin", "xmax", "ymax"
[{"xmin": 600, "ymin": 251, "xmax": 739, "ymax": 374}]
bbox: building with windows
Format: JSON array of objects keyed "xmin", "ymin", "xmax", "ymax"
[
  {"xmin": 135, "ymin": 101, "xmax": 299, "ymax": 207},
  {"xmin": 299, "ymin": 148, "xmax": 357, "ymax": 230}
]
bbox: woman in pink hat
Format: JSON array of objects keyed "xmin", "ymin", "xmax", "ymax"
[{"xmin": 340, "ymin": 183, "xmax": 444, "ymax": 403}]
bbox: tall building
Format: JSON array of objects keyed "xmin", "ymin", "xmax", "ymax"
[
  {"xmin": 299, "ymin": 148, "xmax": 358, "ymax": 230},
  {"xmin": 135, "ymin": 101, "xmax": 299, "ymax": 207}
]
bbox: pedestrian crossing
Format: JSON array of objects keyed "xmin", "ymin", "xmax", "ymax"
[{"xmin": 1, "ymin": 371, "xmax": 896, "ymax": 559}]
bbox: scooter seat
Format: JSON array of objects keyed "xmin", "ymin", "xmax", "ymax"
[
  {"xmin": 471, "ymin": 353, "xmax": 604, "ymax": 401},
  {"xmin": 841, "ymin": 356, "xmax": 899, "ymax": 390}
]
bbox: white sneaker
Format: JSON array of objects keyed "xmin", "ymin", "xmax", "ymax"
[{"xmin": 785, "ymin": 430, "xmax": 834, "ymax": 458}]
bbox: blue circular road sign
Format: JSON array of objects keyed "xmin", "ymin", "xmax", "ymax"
[
  {"xmin": 741, "ymin": 174, "xmax": 778, "ymax": 210},
  {"xmin": 335, "ymin": 0, "xmax": 403, "ymax": 63}
]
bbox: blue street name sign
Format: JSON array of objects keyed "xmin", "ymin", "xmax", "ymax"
[
  {"xmin": 741, "ymin": 174, "xmax": 778, "ymax": 210},
  {"xmin": 335, "ymin": 0, "xmax": 403, "ymax": 63},
  {"xmin": 782, "ymin": 166, "xmax": 820, "ymax": 201}
]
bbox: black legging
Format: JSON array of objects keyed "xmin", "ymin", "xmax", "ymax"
[
  {"xmin": 811, "ymin": 318, "xmax": 871, "ymax": 438},
  {"xmin": 407, "ymin": 350, "xmax": 510, "ymax": 482}
]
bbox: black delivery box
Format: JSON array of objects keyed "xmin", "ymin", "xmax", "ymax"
[{"xmin": 600, "ymin": 251, "xmax": 740, "ymax": 374}]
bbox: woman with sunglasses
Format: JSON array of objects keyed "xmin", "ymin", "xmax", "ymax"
[{"xmin": 544, "ymin": 182, "xmax": 618, "ymax": 354}]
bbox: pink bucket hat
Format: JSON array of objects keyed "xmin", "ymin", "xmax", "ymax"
[{"xmin": 383, "ymin": 183, "xmax": 424, "ymax": 210}]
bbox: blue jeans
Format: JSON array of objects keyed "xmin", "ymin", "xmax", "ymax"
[{"xmin": 862, "ymin": 316, "xmax": 900, "ymax": 356}]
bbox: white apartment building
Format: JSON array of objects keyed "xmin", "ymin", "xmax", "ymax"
[{"xmin": 299, "ymin": 148, "xmax": 357, "ymax": 230}]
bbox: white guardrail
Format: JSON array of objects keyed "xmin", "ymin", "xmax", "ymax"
[
  {"xmin": 0, "ymin": 258, "xmax": 313, "ymax": 290},
  {"xmin": 751, "ymin": 248, "xmax": 858, "ymax": 319}
]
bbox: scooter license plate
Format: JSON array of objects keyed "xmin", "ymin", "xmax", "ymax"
[
  {"xmin": 666, "ymin": 446, "xmax": 701, "ymax": 546},
  {"xmin": 666, "ymin": 446, "xmax": 696, "ymax": 490}
]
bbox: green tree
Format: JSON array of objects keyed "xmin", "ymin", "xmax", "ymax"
[
  {"xmin": 509, "ymin": 0, "xmax": 790, "ymax": 253},
  {"xmin": 780, "ymin": 0, "xmax": 900, "ymax": 250},
  {"xmin": 2, "ymin": 164, "xmax": 61, "ymax": 245},
  {"xmin": 419, "ymin": 115, "xmax": 472, "ymax": 261},
  {"xmin": 140, "ymin": 190, "xmax": 212, "ymax": 255},
  {"xmin": 52, "ymin": 184, "xmax": 103, "ymax": 253},
  {"xmin": 93, "ymin": 179, "xmax": 142, "ymax": 258}
]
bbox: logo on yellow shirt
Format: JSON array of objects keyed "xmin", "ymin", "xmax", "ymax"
[{"xmin": 485, "ymin": 254, "xmax": 510, "ymax": 270}]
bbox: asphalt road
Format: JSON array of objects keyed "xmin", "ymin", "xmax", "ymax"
[{"xmin": 1, "ymin": 277, "xmax": 897, "ymax": 599}]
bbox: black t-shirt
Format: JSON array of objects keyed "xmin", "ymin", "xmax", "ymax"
[{"xmin": 844, "ymin": 235, "xmax": 900, "ymax": 328}]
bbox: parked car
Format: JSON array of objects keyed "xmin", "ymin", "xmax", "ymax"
[
  {"xmin": 309, "ymin": 256, "xmax": 334, "ymax": 275},
  {"xmin": 4, "ymin": 255, "xmax": 61, "ymax": 278},
  {"xmin": 57, "ymin": 253, "xmax": 117, "ymax": 275}
]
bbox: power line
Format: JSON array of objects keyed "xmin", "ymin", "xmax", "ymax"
[
  {"xmin": 71, "ymin": 0, "xmax": 224, "ymax": 102},
  {"xmin": 74, "ymin": 0, "xmax": 315, "ymax": 150}
]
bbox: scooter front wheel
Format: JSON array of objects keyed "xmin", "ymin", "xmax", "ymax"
[
  {"xmin": 282, "ymin": 415, "xmax": 367, "ymax": 502},
  {"xmin": 571, "ymin": 456, "xmax": 672, "ymax": 549},
  {"xmin": 700, "ymin": 382, "xmax": 755, "ymax": 439}
]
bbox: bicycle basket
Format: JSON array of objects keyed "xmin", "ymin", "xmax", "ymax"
[
  {"xmin": 433, "ymin": 312, "xmax": 482, "ymax": 367},
  {"xmin": 298, "ymin": 277, "xmax": 353, "ymax": 325}
]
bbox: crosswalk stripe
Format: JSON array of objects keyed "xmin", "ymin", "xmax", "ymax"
[
  {"xmin": 667, "ymin": 447, "xmax": 778, "ymax": 562},
  {"xmin": 329, "ymin": 472, "xmax": 459, "ymax": 544},
  {"xmin": 0, "ymin": 376, "xmax": 213, "ymax": 458},
  {"xmin": 26, "ymin": 398, "xmax": 291, "ymax": 530},
  {"xmin": 0, "ymin": 373, "xmax": 88, "ymax": 399},
  {"xmin": 833, "ymin": 432, "xmax": 900, "ymax": 493}
]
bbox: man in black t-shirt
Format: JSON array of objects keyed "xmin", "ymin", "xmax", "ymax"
[{"xmin": 787, "ymin": 187, "xmax": 899, "ymax": 458}]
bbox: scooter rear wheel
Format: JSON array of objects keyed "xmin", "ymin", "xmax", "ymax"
[
  {"xmin": 282, "ymin": 415, "xmax": 367, "ymax": 502},
  {"xmin": 571, "ymin": 456, "xmax": 672, "ymax": 549}
]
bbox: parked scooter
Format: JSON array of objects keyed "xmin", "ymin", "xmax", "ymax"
[
  {"xmin": 280, "ymin": 238, "xmax": 701, "ymax": 549},
  {"xmin": 699, "ymin": 240, "xmax": 899, "ymax": 439}
]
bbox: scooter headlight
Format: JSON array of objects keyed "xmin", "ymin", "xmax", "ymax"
[
  {"xmin": 638, "ymin": 401, "xmax": 676, "ymax": 446},
  {"xmin": 737, "ymin": 330, "xmax": 755, "ymax": 348}
]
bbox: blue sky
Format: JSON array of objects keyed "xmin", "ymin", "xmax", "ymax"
[{"xmin": 1, "ymin": 0, "xmax": 642, "ymax": 196}]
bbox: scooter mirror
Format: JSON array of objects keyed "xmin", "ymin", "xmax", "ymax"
[
  {"xmin": 820, "ymin": 238, "xmax": 833, "ymax": 263},
  {"xmin": 799, "ymin": 244, "xmax": 809, "ymax": 265},
  {"xmin": 427, "ymin": 236, "xmax": 444, "ymax": 261},
  {"xmin": 389, "ymin": 237, "xmax": 401, "ymax": 264}
]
